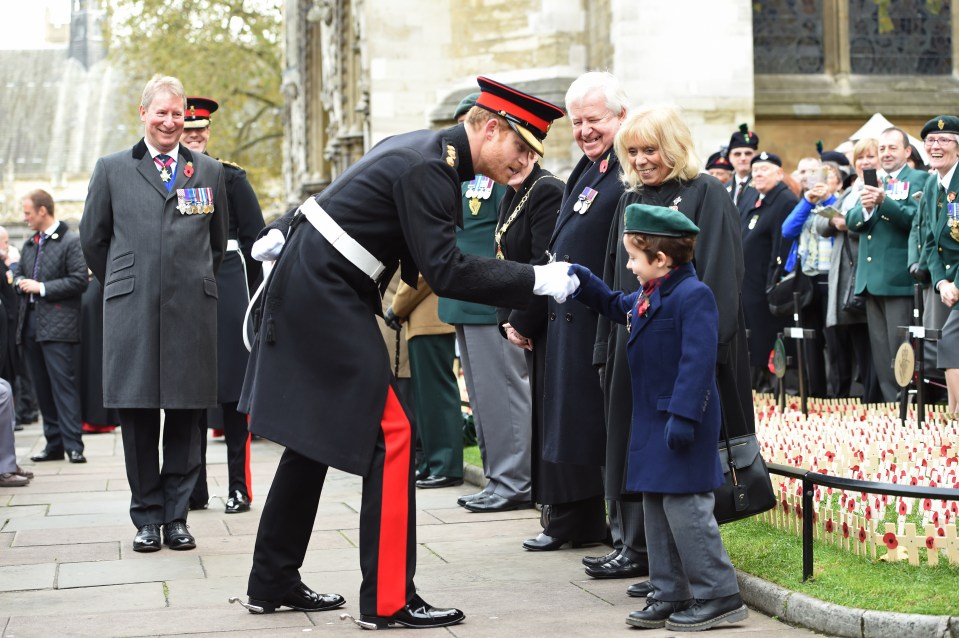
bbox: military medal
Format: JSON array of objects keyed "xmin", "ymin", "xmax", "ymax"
[
  {"xmin": 176, "ymin": 188, "xmax": 214, "ymax": 215},
  {"xmin": 886, "ymin": 179, "xmax": 909, "ymax": 201},
  {"xmin": 573, "ymin": 186, "xmax": 598, "ymax": 213},
  {"xmin": 948, "ymin": 203, "xmax": 959, "ymax": 242},
  {"xmin": 748, "ymin": 214, "xmax": 759, "ymax": 230},
  {"xmin": 154, "ymin": 154, "xmax": 175, "ymax": 183}
]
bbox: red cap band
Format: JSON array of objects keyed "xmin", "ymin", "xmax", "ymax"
[{"xmin": 475, "ymin": 93, "xmax": 550, "ymax": 137}]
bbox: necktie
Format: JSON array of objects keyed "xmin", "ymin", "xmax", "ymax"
[
  {"xmin": 734, "ymin": 179, "xmax": 747, "ymax": 205},
  {"xmin": 937, "ymin": 184, "xmax": 946, "ymax": 222},
  {"xmin": 31, "ymin": 233, "xmax": 45, "ymax": 303},
  {"xmin": 155, "ymin": 154, "xmax": 175, "ymax": 192}
]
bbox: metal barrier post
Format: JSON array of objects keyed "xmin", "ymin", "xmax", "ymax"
[{"xmin": 802, "ymin": 476, "xmax": 814, "ymax": 582}]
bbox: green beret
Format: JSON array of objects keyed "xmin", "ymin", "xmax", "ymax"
[
  {"xmin": 453, "ymin": 92, "xmax": 481, "ymax": 120},
  {"xmin": 920, "ymin": 115, "xmax": 959, "ymax": 139},
  {"xmin": 624, "ymin": 203, "xmax": 699, "ymax": 237}
]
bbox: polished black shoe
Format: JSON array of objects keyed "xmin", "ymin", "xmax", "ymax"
[
  {"xmin": 162, "ymin": 520, "xmax": 196, "ymax": 550},
  {"xmin": 30, "ymin": 448, "xmax": 64, "ymax": 462},
  {"xmin": 582, "ymin": 548, "xmax": 619, "ymax": 567},
  {"xmin": 13, "ymin": 423, "xmax": 22, "ymax": 431},
  {"xmin": 67, "ymin": 450, "xmax": 87, "ymax": 464},
  {"xmin": 456, "ymin": 490, "xmax": 488, "ymax": 507},
  {"xmin": 357, "ymin": 594, "xmax": 464, "ymax": 629},
  {"xmin": 585, "ymin": 552, "xmax": 649, "ymax": 579},
  {"xmin": 665, "ymin": 593, "xmax": 748, "ymax": 631},
  {"xmin": 464, "ymin": 493, "xmax": 532, "ymax": 513},
  {"xmin": 522, "ymin": 533, "xmax": 601, "ymax": 551},
  {"xmin": 246, "ymin": 582, "xmax": 346, "ymax": 613},
  {"xmin": 627, "ymin": 580, "xmax": 655, "ymax": 598},
  {"xmin": 415, "ymin": 475, "xmax": 464, "ymax": 489},
  {"xmin": 132, "ymin": 524, "xmax": 162, "ymax": 553},
  {"xmin": 626, "ymin": 598, "xmax": 693, "ymax": 629},
  {"xmin": 225, "ymin": 491, "xmax": 251, "ymax": 514}
]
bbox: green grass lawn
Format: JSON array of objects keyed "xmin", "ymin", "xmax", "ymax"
[
  {"xmin": 720, "ymin": 517, "xmax": 959, "ymax": 616},
  {"xmin": 461, "ymin": 448, "xmax": 958, "ymax": 615}
]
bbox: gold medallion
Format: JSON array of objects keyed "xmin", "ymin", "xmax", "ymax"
[{"xmin": 469, "ymin": 198, "xmax": 481, "ymax": 215}]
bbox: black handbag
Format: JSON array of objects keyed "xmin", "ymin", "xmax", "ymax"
[
  {"xmin": 840, "ymin": 236, "xmax": 867, "ymax": 314},
  {"xmin": 713, "ymin": 426, "xmax": 776, "ymax": 525},
  {"xmin": 766, "ymin": 250, "xmax": 813, "ymax": 317}
]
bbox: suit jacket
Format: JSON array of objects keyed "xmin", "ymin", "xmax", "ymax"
[
  {"xmin": 573, "ymin": 263, "xmax": 724, "ymax": 494},
  {"xmin": 15, "ymin": 222, "xmax": 87, "ymax": 344},
  {"xmin": 238, "ymin": 125, "xmax": 536, "ymax": 475},
  {"xmin": 437, "ymin": 179, "xmax": 507, "ymax": 325},
  {"xmin": 543, "ymin": 149, "xmax": 624, "ymax": 469},
  {"xmin": 847, "ymin": 164, "xmax": 929, "ymax": 297},
  {"xmin": 80, "ymin": 139, "xmax": 228, "ymax": 409}
]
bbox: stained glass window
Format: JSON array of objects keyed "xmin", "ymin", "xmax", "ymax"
[
  {"xmin": 848, "ymin": 0, "xmax": 951, "ymax": 74},
  {"xmin": 753, "ymin": 0, "xmax": 826, "ymax": 74}
]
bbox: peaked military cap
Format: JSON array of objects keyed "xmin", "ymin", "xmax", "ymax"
[
  {"xmin": 921, "ymin": 115, "xmax": 959, "ymax": 139},
  {"xmin": 184, "ymin": 96, "xmax": 219, "ymax": 129},
  {"xmin": 453, "ymin": 92, "xmax": 480, "ymax": 120},
  {"xmin": 705, "ymin": 151, "xmax": 733, "ymax": 172},
  {"xmin": 624, "ymin": 203, "xmax": 700, "ymax": 237},
  {"xmin": 475, "ymin": 76, "xmax": 565, "ymax": 156},
  {"xmin": 751, "ymin": 151, "xmax": 782, "ymax": 168},
  {"xmin": 728, "ymin": 123, "xmax": 759, "ymax": 151}
]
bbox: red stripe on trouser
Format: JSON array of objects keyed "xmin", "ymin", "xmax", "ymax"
[
  {"xmin": 377, "ymin": 386, "xmax": 412, "ymax": 615},
  {"xmin": 244, "ymin": 414, "xmax": 253, "ymax": 500}
]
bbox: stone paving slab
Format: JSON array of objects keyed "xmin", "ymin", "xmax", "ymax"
[
  {"xmin": 0, "ymin": 541, "xmax": 118, "ymax": 567},
  {"xmin": 0, "ymin": 563, "xmax": 56, "ymax": 592},
  {"xmin": 57, "ymin": 554, "xmax": 205, "ymax": 589}
]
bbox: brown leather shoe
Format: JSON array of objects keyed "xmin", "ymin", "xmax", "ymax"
[
  {"xmin": 14, "ymin": 465, "xmax": 34, "ymax": 479},
  {"xmin": 0, "ymin": 472, "xmax": 29, "ymax": 487}
]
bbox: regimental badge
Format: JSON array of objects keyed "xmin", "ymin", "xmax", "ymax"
[
  {"xmin": 469, "ymin": 198, "xmax": 481, "ymax": 215},
  {"xmin": 748, "ymin": 214, "xmax": 759, "ymax": 230},
  {"xmin": 939, "ymin": 119, "xmax": 946, "ymax": 131},
  {"xmin": 573, "ymin": 187, "xmax": 598, "ymax": 214},
  {"xmin": 949, "ymin": 203, "xmax": 959, "ymax": 242},
  {"xmin": 176, "ymin": 188, "xmax": 215, "ymax": 215},
  {"xmin": 446, "ymin": 144, "xmax": 457, "ymax": 167},
  {"xmin": 886, "ymin": 179, "xmax": 909, "ymax": 201},
  {"xmin": 950, "ymin": 192, "xmax": 957, "ymax": 204}
]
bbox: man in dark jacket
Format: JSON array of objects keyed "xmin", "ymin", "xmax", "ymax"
[
  {"xmin": 234, "ymin": 76, "xmax": 573, "ymax": 630},
  {"xmin": 17, "ymin": 189, "xmax": 88, "ymax": 464}
]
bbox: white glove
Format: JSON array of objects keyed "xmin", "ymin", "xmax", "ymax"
[
  {"xmin": 251, "ymin": 228, "xmax": 285, "ymax": 262},
  {"xmin": 532, "ymin": 261, "xmax": 580, "ymax": 304}
]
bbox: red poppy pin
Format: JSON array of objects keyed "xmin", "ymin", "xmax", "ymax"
[
  {"xmin": 599, "ymin": 158, "xmax": 608, "ymax": 173},
  {"xmin": 184, "ymin": 161, "xmax": 195, "ymax": 178},
  {"xmin": 949, "ymin": 191, "xmax": 957, "ymax": 203}
]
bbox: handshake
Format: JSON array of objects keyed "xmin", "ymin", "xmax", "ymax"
[{"xmin": 532, "ymin": 262, "xmax": 583, "ymax": 303}]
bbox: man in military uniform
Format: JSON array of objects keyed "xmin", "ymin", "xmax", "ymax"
[
  {"xmin": 847, "ymin": 127, "xmax": 930, "ymax": 402},
  {"xmin": 705, "ymin": 151, "xmax": 734, "ymax": 186},
  {"xmin": 234, "ymin": 77, "xmax": 573, "ymax": 629},
  {"xmin": 180, "ymin": 96, "xmax": 266, "ymax": 515},
  {"xmin": 726, "ymin": 123, "xmax": 760, "ymax": 213}
]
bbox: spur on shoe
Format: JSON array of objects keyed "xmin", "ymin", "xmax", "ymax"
[
  {"xmin": 626, "ymin": 598, "xmax": 692, "ymax": 629},
  {"xmin": 415, "ymin": 475, "xmax": 463, "ymax": 489},
  {"xmin": 225, "ymin": 491, "xmax": 250, "ymax": 514},
  {"xmin": 354, "ymin": 594, "xmax": 464, "ymax": 629},
  {"xmin": 0, "ymin": 472, "xmax": 29, "ymax": 487},
  {"xmin": 665, "ymin": 593, "xmax": 748, "ymax": 631},
  {"xmin": 242, "ymin": 582, "xmax": 346, "ymax": 614},
  {"xmin": 522, "ymin": 533, "xmax": 601, "ymax": 552},
  {"xmin": 162, "ymin": 520, "xmax": 196, "ymax": 550},
  {"xmin": 627, "ymin": 580, "xmax": 655, "ymax": 598},
  {"xmin": 463, "ymin": 493, "xmax": 531, "ymax": 513},
  {"xmin": 582, "ymin": 548, "xmax": 619, "ymax": 567},
  {"xmin": 584, "ymin": 553, "xmax": 648, "ymax": 579},
  {"xmin": 132, "ymin": 523, "xmax": 162, "ymax": 553}
]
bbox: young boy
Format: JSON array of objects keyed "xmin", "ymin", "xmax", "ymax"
[{"xmin": 568, "ymin": 203, "xmax": 747, "ymax": 631}]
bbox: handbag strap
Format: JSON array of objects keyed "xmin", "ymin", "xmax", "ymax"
[
  {"xmin": 717, "ymin": 391, "xmax": 739, "ymax": 485},
  {"xmin": 840, "ymin": 232, "xmax": 854, "ymax": 266}
]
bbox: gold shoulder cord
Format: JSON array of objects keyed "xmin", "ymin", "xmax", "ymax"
[{"xmin": 494, "ymin": 175, "xmax": 562, "ymax": 252}]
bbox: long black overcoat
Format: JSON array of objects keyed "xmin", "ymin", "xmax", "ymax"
[
  {"xmin": 596, "ymin": 175, "xmax": 754, "ymax": 498},
  {"xmin": 238, "ymin": 125, "xmax": 536, "ymax": 476},
  {"xmin": 741, "ymin": 181, "xmax": 798, "ymax": 367},
  {"xmin": 541, "ymin": 150, "xmax": 625, "ymax": 476}
]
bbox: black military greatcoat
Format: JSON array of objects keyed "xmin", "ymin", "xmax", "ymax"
[
  {"xmin": 542, "ymin": 149, "xmax": 624, "ymax": 472},
  {"xmin": 239, "ymin": 125, "xmax": 535, "ymax": 476}
]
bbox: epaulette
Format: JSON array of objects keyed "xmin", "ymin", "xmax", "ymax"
[{"xmin": 218, "ymin": 158, "xmax": 245, "ymax": 171}]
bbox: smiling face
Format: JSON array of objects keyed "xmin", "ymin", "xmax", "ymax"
[
  {"xmin": 854, "ymin": 145, "xmax": 878, "ymax": 178},
  {"xmin": 925, "ymin": 132, "xmax": 959, "ymax": 175},
  {"xmin": 878, "ymin": 130, "xmax": 910, "ymax": 173},
  {"xmin": 623, "ymin": 235, "xmax": 670, "ymax": 285},
  {"xmin": 625, "ymin": 141, "xmax": 670, "ymax": 188},
  {"xmin": 181, "ymin": 125, "xmax": 210, "ymax": 154},
  {"xmin": 141, "ymin": 90, "xmax": 185, "ymax": 153},
  {"xmin": 568, "ymin": 89, "xmax": 625, "ymax": 162}
]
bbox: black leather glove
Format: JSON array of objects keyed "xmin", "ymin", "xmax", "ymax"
[
  {"xmin": 909, "ymin": 263, "xmax": 931, "ymax": 284},
  {"xmin": 383, "ymin": 307, "xmax": 402, "ymax": 331}
]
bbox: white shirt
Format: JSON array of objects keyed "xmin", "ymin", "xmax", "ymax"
[{"xmin": 145, "ymin": 141, "xmax": 179, "ymax": 180}]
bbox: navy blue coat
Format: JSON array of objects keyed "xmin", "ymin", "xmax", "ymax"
[{"xmin": 572, "ymin": 262, "xmax": 725, "ymax": 494}]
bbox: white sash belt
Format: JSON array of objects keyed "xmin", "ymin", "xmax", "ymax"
[{"xmin": 297, "ymin": 197, "xmax": 385, "ymax": 282}]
